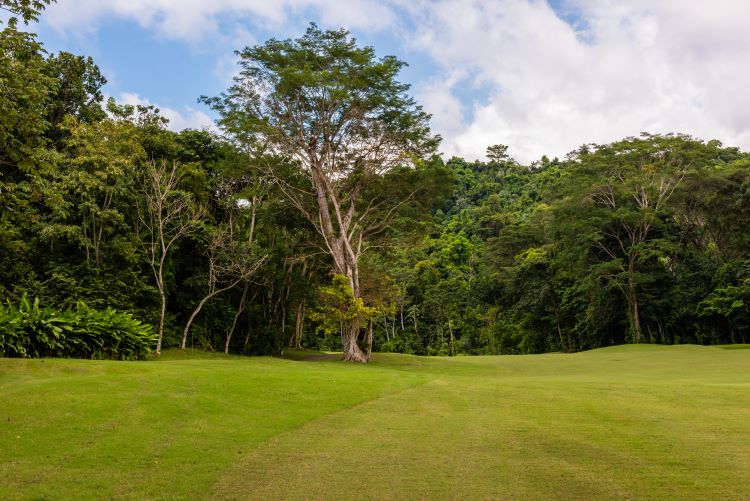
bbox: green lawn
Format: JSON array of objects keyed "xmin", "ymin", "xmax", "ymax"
[{"xmin": 1, "ymin": 345, "xmax": 749, "ymax": 500}]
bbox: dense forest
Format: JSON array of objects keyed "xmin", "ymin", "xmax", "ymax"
[{"xmin": 2, "ymin": 1, "xmax": 750, "ymax": 361}]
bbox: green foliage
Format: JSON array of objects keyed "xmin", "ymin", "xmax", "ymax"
[
  {"xmin": 0, "ymin": 294, "xmax": 156, "ymax": 359},
  {"xmin": 2, "ymin": 16, "xmax": 750, "ymax": 359},
  {"xmin": 377, "ymin": 135, "xmax": 750, "ymax": 355},
  {"xmin": 202, "ymin": 23, "xmax": 439, "ymax": 159},
  {"xmin": 44, "ymin": 51, "xmax": 107, "ymax": 132},
  {"xmin": 309, "ymin": 275, "xmax": 377, "ymax": 338},
  {"xmin": 0, "ymin": 25, "xmax": 55, "ymax": 169},
  {"xmin": 0, "ymin": 0, "xmax": 53, "ymax": 26}
]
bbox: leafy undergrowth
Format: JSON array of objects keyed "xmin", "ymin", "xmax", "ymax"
[
  {"xmin": 0, "ymin": 296, "xmax": 155, "ymax": 360},
  {"xmin": 1, "ymin": 345, "xmax": 749, "ymax": 500}
]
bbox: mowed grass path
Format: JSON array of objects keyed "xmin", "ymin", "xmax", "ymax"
[{"xmin": 2, "ymin": 346, "xmax": 749, "ymax": 500}]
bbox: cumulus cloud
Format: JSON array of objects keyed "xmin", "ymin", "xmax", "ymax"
[
  {"xmin": 409, "ymin": 0, "xmax": 750, "ymax": 161},
  {"xmin": 418, "ymin": 72, "xmax": 468, "ymax": 141},
  {"xmin": 117, "ymin": 92, "xmax": 215, "ymax": 132},
  {"xmin": 43, "ymin": 0, "xmax": 750, "ymax": 162}
]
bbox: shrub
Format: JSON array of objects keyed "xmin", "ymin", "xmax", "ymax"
[{"xmin": 0, "ymin": 295, "xmax": 156, "ymax": 360}]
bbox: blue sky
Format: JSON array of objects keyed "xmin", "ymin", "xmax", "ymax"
[
  {"xmin": 31, "ymin": 5, "xmax": 443, "ymax": 127},
  {"xmin": 26, "ymin": 0, "xmax": 750, "ymax": 163}
]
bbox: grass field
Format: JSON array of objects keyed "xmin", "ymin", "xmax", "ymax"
[{"xmin": 1, "ymin": 345, "xmax": 749, "ymax": 500}]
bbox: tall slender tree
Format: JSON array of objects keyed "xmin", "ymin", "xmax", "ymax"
[
  {"xmin": 138, "ymin": 160, "xmax": 203, "ymax": 354},
  {"xmin": 203, "ymin": 24, "xmax": 440, "ymax": 361}
]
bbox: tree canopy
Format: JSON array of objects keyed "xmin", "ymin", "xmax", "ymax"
[{"xmin": 2, "ymin": 15, "xmax": 750, "ymax": 361}]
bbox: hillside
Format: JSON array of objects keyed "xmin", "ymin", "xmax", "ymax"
[{"xmin": 2, "ymin": 346, "xmax": 749, "ymax": 500}]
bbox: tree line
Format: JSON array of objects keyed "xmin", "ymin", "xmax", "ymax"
[{"xmin": 2, "ymin": 2, "xmax": 749, "ymax": 360}]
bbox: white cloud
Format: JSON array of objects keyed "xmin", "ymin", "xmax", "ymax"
[
  {"xmin": 42, "ymin": 0, "xmax": 750, "ymax": 162},
  {"xmin": 409, "ymin": 0, "xmax": 750, "ymax": 162},
  {"xmin": 43, "ymin": 0, "xmax": 396, "ymax": 41},
  {"xmin": 417, "ymin": 72, "xmax": 467, "ymax": 142},
  {"xmin": 117, "ymin": 92, "xmax": 215, "ymax": 132}
]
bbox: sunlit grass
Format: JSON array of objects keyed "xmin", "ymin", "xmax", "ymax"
[{"xmin": 2, "ymin": 345, "xmax": 749, "ymax": 500}]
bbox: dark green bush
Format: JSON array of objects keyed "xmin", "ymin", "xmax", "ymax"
[{"xmin": 0, "ymin": 295, "xmax": 156, "ymax": 360}]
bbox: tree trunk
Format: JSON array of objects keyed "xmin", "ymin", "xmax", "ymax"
[
  {"xmin": 228, "ymin": 195, "xmax": 258, "ymax": 355},
  {"xmin": 156, "ymin": 286, "xmax": 166, "ymax": 355},
  {"xmin": 627, "ymin": 278, "xmax": 642, "ymax": 344},
  {"xmin": 183, "ymin": 281, "xmax": 245, "ymax": 350},
  {"xmin": 225, "ymin": 284, "xmax": 249, "ymax": 354},
  {"xmin": 342, "ymin": 318, "xmax": 367, "ymax": 362},
  {"xmin": 623, "ymin": 255, "xmax": 643, "ymax": 345},
  {"xmin": 448, "ymin": 319, "xmax": 455, "ymax": 357},
  {"xmin": 657, "ymin": 319, "xmax": 665, "ymax": 344},
  {"xmin": 243, "ymin": 325, "xmax": 252, "ymax": 350},
  {"xmin": 365, "ymin": 320, "xmax": 373, "ymax": 362},
  {"xmin": 155, "ymin": 258, "xmax": 167, "ymax": 355},
  {"xmin": 556, "ymin": 322, "xmax": 566, "ymax": 353},
  {"xmin": 182, "ymin": 296, "xmax": 210, "ymax": 349},
  {"xmin": 292, "ymin": 300, "xmax": 305, "ymax": 349},
  {"xmin": 182, "ymin": 280, "xmax": 247, "ymax": 349},
  {"xmin": 646, "ymin": 323, "xmax": 655, "ymax": 343},
  {"xmin": 400, "ymin": 304, "xmax": 404, "ymax": 331}
]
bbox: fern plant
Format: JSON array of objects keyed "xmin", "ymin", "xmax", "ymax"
[{"xmin": 0, "ymin": 295, "xmax": 156, "ymax": 360}]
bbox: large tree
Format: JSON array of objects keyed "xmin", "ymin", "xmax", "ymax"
[
  {"xmin": 203, "ymin": 24, "xmax": 440, "ymax": 361},
  {"xmin": 555, "ymin": 134, "xmax": 729, "ymax": 343}
]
